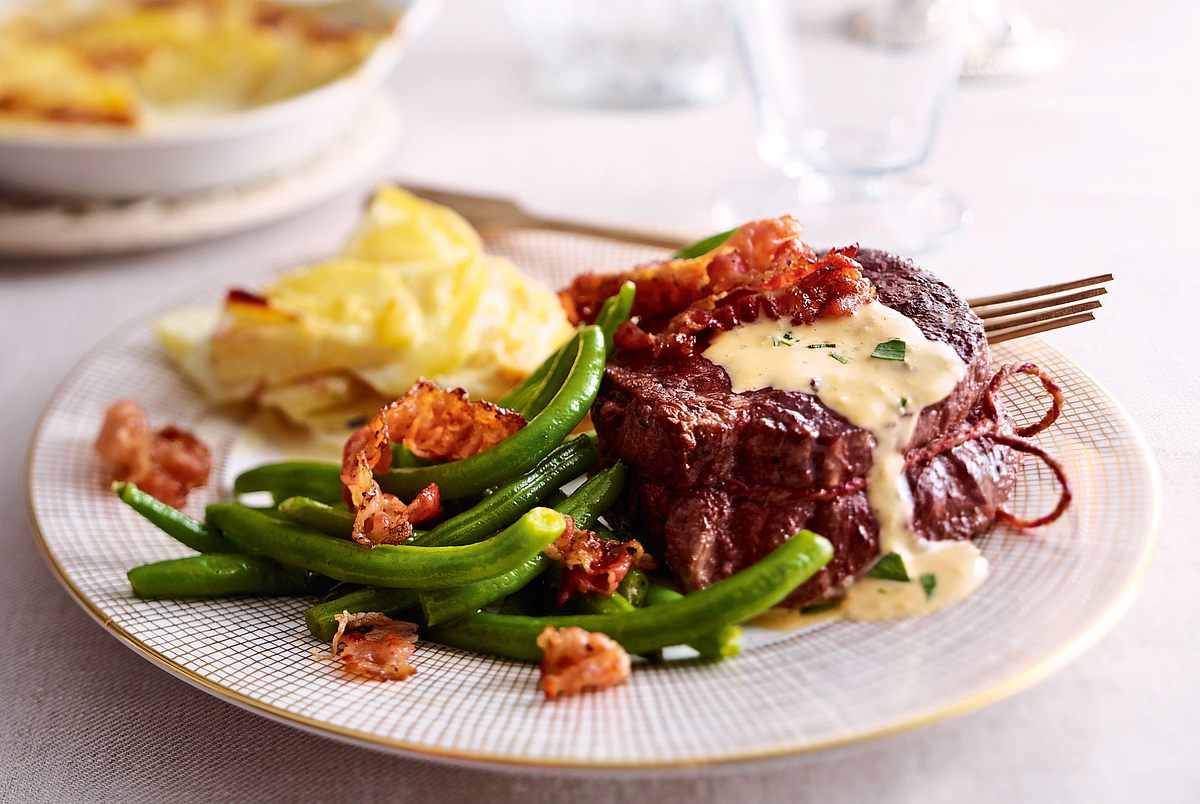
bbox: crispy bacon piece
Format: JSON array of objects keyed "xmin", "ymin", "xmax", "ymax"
[
  {"xmin": 559, "ymin": 252, "xmax": 711, "ymax": 326},
  {"xmin": 559, "ymin": 216, "xmax": 811, "ymax": 327},
  {"xmin": 404, "ymin": 483, "xmax": 443, "ymax": 524},
  {"xmin": 536, "ymin": 625, "xmax": 631, "ymax": 701},
  {"xmin": 341, "ymin": 379, "xmax": 521, "ymax": 545},
  {"xmin": 544, "ymin": 516, "xmax": 654, "ymax": 605},
  {"xmin": 329, "ymin": 611, "xmax": 418, "ymax": 681},
  {"xmin": 347, "ymin": 455, "xmax": 433, "ymax": 546},
  {"xmin": 341, "ymin": 379, "xmax": 525, "ymax": 474},
  {"xmin": 656, "ymin": 249, "xmax": 876, "ymax": 357},
  {"xmin": 560, "ymin": 217, "xmax": 874, "ymax": 358},
  {"xmin": 94, "ymin": 400, "xmax": 211, "ymax": 508}
]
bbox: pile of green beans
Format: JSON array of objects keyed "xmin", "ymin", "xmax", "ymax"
[
  {"xmin": 377, "ymin": 325, "xmax": 606, "ymax": 500},
  {"xmin": 207, "ymin": 504, "xmax": 566, "ymax": 589},
  {"xmin": 427, "ymin": 531, "xmax": 832, "ymax": 661},
  {"xmin": 416, "ymin": 463, "xmax": 626, "ymax": 627},
  {"xmin": 115, "ymin": 282, "xmax": 838, "ymax": 671}
]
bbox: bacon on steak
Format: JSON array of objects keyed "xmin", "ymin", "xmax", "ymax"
[{"xmin": 562, "ymin": 218, "xmax": 875, "ymax": 359}]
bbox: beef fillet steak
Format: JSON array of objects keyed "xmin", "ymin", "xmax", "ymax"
[{"xmin": 592, "ymin": 249, "xmax": 1021, "ymax": 606}]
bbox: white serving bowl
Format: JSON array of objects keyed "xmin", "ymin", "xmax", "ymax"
[{"xmin": 0, "ymin": 0, "xmax": 437, "ymax": 199}]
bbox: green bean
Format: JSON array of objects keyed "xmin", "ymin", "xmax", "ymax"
[
  {"xmin": 413, "ymin": 433, "xmax": 598, "ymax": 549},
  {"xmin": 207, "ymin": 504, "xmax": 567, "ymax": 589},
  {"xmin": 277, "ymin": 496, "xmax": 355, "ymax": 538},
  {"xmin": 616, "ymin": 567, "xmax": 649, "ymax": 608},
  {"xmin": 391, "ymin": 444, "xmax": 434, "ymax": 467},
  {"xmin": 498, "ymin": 337, "xmax": 569, "ymax": 414},
  {"xmin": 496, "ymin": 588, "xmax": 539, "ymax": 616},
  {"xmin": 555, "ymin": 463, "xmax": 627, "ymax": 528},
  {"xmin": 304, "ymin": 587, "xmax": 420, "ymax": 642},
  {"xmin": 594, "ymin": 280, "xmax": 637, "ymax": 353},
  {"xmin": 644, "ymin": 583, "xmax": 741, "ymax": 660},
  {"xmin": 280, "ymin": 434, "xmax": 595, "ymax": 545},
  {"xmin": 541, "ymin": 489, "xmax": 569, "ymax": 509},
  {"xmin": 513, "ymin": 332, "xmax": 589, "ymax": 423},
  {"xmin": 501, "ymin": 331, "xmax": 583, "ymax": 420},
  {"xmin": 420, "ymin": 557, "xmax": 549, "ymax": 626},
  {"xmin": 570, "ymin": 592, "xmax": 635, "ymax": 616},
  {"xmin": 426, "ymin": 530, "xmax": 832, "ymax": 661},
  {"xmin": 233, "ymin": 461, "xmax": 343, "ymax": 505},
  {"xmin": 114, "ymin": 482, "xmax": 236, "ymax": 553},
  {"xmin": 128, "ymin": 554, "xmax": 333, "ymax": 599},
  {"xmin": 499, "ymin": 281, "xmax": 634, "ymax": 416},
  {"xmin": 511, "ymin": 282, "xmax": 636, "ymax": 418},
  {"xmin": 417, "ymin": 464, "xmax": 627, "ymax": 626},
  {"xmin": 378, "ymin": 326, "xmax": 606, "ymax": 500},
  {"xmin": 276, "ymin": 496, "xmax": 431, "ymax": 542},
  {"xmin": 317, "ymin": 582, "xmax": 361, "ymax": 604},
  {"xmin": 672, "ymin": 228, "xmax": 735, "ymax": 259}
]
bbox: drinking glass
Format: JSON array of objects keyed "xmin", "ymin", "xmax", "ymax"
[
  {"xmin": 717, "ymin": 0, "xmax": 968, "ymax": 252},
  {"xmin": 505, "ymin": 0, "xmax": 731, "ymax": 108}
]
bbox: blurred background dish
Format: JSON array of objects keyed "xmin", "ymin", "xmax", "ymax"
[
  {"xmin": 0, "ymin": 0, "xmax": 438, "ymax": 199},
  {"xmin": 0, "ymin": 91, "xmax": 401, "ymax": 257}
]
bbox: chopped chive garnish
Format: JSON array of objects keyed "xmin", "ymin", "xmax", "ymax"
[
  {"xmin": 771, "ymin": 331, "xmax": 799, "ymax": 347},
  {"xmin": 867, "ymin": 552, "xmax": 909, "ymax": 582},
  {"xmin": 871, "ymin": 338, "xmax": 907, "ymax": 361},
  {"xmin": 807, "ymin": 342, "xmax": 837, "ymax": 349},
  {"xmin": 919, "ymin": 573, "xmax": 937, "ymax": 600},
  {"xmin": 829, "ymin": 352, "xmax": 849, "ymax": 364},
  {"xmin": 899, "ymin": 396, "xmax": 909, "ymax": 412}
]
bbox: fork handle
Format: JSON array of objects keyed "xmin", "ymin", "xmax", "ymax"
[{"xmin": 484, "ymin": 217, "xmax": 685, "ymax": 252}]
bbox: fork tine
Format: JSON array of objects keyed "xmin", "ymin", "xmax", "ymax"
[
  {"xmin": 972, "ymin": 286, "xmax": 1107, "ymax": 320},
  {"xmin": 982, "ymin": 299, "xmax": 1103, "ymax": 332},
  {"xmin": 967, "ymin": 273, "xmax": 1113, "ymax": 309},
  {"xmin": 987, "ymin": 312, "xmax": 1096, "ymax": 344}
]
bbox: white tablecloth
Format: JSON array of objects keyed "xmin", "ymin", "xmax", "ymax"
[{"xmin": 2, "ymin": 2, "xmax": 1195, "ymax": 801}]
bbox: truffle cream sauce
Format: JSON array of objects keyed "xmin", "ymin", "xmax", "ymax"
[{"xmin": 703, "ymin": 301, "xmax": 988, "ymax": 622}]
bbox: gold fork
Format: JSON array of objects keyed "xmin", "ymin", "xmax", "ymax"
[
  {"xmin": 404, "ymin": 184, "xmax": 1109, "ymax": 345},
  {"xmin": 967, "ymin": 274, "xmax": 1111, "ymax": 344}
]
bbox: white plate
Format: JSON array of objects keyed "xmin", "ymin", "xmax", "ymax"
[
  {"xmin": 0, "ymin": 0, "xmax": 437, "ymax": 198},
  {"xmin": 25, "ymin": 231, "xmax": 1161, "ymax": 770}
]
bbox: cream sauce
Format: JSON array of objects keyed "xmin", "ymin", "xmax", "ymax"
[{"xmin": 703, "ymin": 301, "xmax": 987, "ymax": 621}]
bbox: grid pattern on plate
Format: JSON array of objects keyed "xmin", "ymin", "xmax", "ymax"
[{"xmin": 26, "ymin": 231, "xmax": 1159, "ymax": 767}]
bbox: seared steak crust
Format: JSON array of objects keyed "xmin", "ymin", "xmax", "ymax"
[{"xmin": 594, "ymin": 249, "xmax": 1017, "ymax": 604}]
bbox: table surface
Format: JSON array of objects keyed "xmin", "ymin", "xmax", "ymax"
[{"xmin": 2, "ymin": 2, "xmax": 1196, "ymax": 802}]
